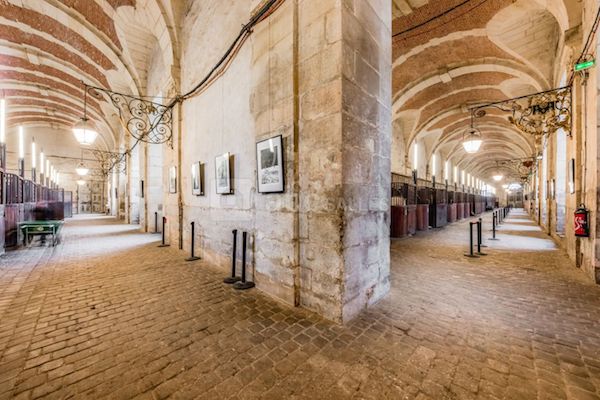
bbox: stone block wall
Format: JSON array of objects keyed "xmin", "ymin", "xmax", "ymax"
[
  {"xmin": 295, "ymin": 0, "xmax": 391, "ymax": 321},
  {"xmin": 136, "ymin": 0, "xmax": 393, "ymax": 322}
]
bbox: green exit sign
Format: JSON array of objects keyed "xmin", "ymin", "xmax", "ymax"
[{"xmin": 575, "ymin": 59, "xmax": 595, "ymax": 71}]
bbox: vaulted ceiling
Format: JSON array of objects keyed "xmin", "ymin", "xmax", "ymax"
[
  {"xmin": 392, "ymin": 0, "xmax": 581, "ymax": 182},
  {"xmin": 0, "ymin": 0, "xmax": 182, "ymax": 175}
]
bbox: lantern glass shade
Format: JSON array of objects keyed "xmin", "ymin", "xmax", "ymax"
[
  {"xmin": 462, "ymin": 138, "xmax": 482, "ymax": 154},
  {"xmin": 72, "ymin": 118, "xmax": 98, "ymax": 145},
  {"xmin": 462, "ymin": 127, "xmax": 482, "ymax": 154},
  {"xmin": 493, "ymin": 174, "xmax": 503, "ymax": 182},
  {"xmin": 75, "ymin": 162, "xmax": 89, "ymax": 176}
]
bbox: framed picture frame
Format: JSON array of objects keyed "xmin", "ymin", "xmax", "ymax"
[
  {"xmin": 256, "ymin": 135, "xmax": 284, "ymax": 193},
  {"xmin": 215, "ymin": 153, "xmax": 232, "ymax": 194},
  {"xmin": 169, "ymin": 166, "xmax": 177, "ymax": 194},
  {"xmin": 191, "ymin": 162, "xmax": 204, "ymax": 196}
]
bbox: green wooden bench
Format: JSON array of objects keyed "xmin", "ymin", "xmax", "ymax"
[{"xmin": 18, "ymin": 221, "xmax": 63, "ymax": 247}]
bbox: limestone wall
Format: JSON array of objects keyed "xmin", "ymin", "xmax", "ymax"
[{"xmin": 136, "ymin": 0, "xmax": 392, "ymax": 322}]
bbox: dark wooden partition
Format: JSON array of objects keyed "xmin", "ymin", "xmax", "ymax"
[
  {"xmin": 1, "ymin": 173, "xmax": 66, "ymax": 249},
  {"xmin": 390, "ymin": 173, "xmax": 494, "ymax": 236},
  {"xmin": 5, "ymin": 174, "xmax": 24, "ymax": 248},
  {"xmin": 433, "ymin": 188, "xmax": 448, "ymax": 228}
]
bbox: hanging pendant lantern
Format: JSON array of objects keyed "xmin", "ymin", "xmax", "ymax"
[
  {"xmin": 73, "ymin": 87, "xmax": 98, "ymax": 145},
  {"xmin": 462, "ymin": 128, "xmax": 482, "ymax": 154},
  {"xmin": 75, "ymin": 162, "xmax": 89, "ymax": 176},
  {"xmin": 462, "ymin": 113, "xmax": 483, "ymax": 154},
  {"xmin": 75, "ymin": 149, "xmax": 89, "ymax": 176}
]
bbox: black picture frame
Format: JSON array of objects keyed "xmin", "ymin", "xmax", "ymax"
[
  {"xmin": 215, "ymin": 153, "xmax": 233, "ymax": 194},
  {"xmin": 191, "ymin": 162, "xmax": 204, "ymax": 196},
  {"xmin": 256, "ymin": 135, "xmax": 284, "ymax": 193}
]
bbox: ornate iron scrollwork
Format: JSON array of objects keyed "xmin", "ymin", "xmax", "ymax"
[
  {"xmin": 87, "ymin": 149, "xmax": 127, "ymax": 177},
  {"xmin": 472, "ymin": 86, "xmax": 572, "ymax": 137},
  {"xmin": 85, "ymin": 84, "xmax": 174, "ymax": 147},
  {"xmin": 495, "ymin": 157, "xmax": 535, "ymax": 183}
]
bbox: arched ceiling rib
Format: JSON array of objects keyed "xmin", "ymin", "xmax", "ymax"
[
  {"xmin": 0, "ymin": 0, "xmax": 179, "ymax": 159},
  {"xmin": 392, "ymin": 0, "xmax": 574, "ymax": 181}
]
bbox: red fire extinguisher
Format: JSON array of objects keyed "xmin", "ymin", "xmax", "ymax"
[{"xmin": 574, "ymin": 204, "xmax": 590, "ymax": 237}]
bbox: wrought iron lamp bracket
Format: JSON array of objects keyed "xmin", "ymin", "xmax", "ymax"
[
  {"xmin": 87, "ymin": 149, "xmax": 127, "ymax": 177},
  {"xmin": 495, "ymin": 157, "xmax": 535, "ymax": 181},
  {"xmin": 85, "ymin": 84, "xmax": 174, "ymax": 148},
  {"xmin": 471, "ymin": 86, "xmax": 572, "ymax": 138}
]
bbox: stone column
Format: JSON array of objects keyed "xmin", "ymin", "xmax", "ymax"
[{"xmin": 297, "ymin": 0, "xmax": 391, "ymax": 322}]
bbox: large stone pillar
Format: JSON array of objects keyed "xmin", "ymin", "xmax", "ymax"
[{"xmin": 297, "ymin": 0, "xmax": 391, "ymax": 322}]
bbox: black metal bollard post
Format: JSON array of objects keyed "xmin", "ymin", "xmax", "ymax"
[
  {"xmin": 489, "ymin": 212, "xmax": 499, "ymax": 240},
  {"xmin": 224, "ymin": 230, "xmax": 241, "ymax": 284},
  {"xmin": 478, "ymin": 217, "xmax": 487, "ymax": 248},
  {"xmin": 476, "ymin": 220, "xmax": 487, "ymax": 255},
  {"xmin": 158, "ymin": 217, "xmax": 169, "ymax": 247},
  {"xmin": 185, "ymin": 221, "xmax": 201, "ymax": 262},
  {"xmin": 154, "ymin": 212, "xmax": 159, "ymax": 234},
  {"xmin": 234, "ymin": 232, "xmax": 255, "ymax": 290},
  {"xmin": 465, "ymin": 222, "xmax": 480, "ymax": 258}
]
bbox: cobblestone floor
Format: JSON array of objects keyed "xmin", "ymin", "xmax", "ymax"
[{"xmin": 1, "ymin": 210, "xmax": 599, "ymax": 399}]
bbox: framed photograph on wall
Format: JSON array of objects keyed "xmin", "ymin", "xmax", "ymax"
[
  {"xmin": 169, "ymin": 166, "xmax": 177, "ymax": 193},
  {"xmin": 256, "ymin": 135, "xmax": 284, "ymax": 193},
  {"xmin": 215, "ymin": 153, "xmax": 232, "ymax": 194},
  {"xmin": 191, "ymin": 162, "xmax": 204, "ymax": 196}
]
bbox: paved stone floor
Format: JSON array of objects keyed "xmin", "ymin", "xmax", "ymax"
[{"xmin": 1, "ymin": 210, "xmax": 599, "ymax": 399}]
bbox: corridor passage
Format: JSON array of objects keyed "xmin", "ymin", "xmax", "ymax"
[{"xmin": 1, "ymin": 213, "xmax": 600, "ymax": 400}]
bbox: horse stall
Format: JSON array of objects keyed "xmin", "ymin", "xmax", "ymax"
[
  {"xmin": 455, "ymin": 192, "xmax": 464, "ymax": 220},
  {"xmin": 5, "ymin": 174, "xmax": 24, "ymax": 248},
  {"xmin": 428, "ymin": 187, "xmax": 447, "ymax": 228},
  {"xmin": 447, "ymin": 191, "xmax": 457, "ymax": 223},
  {"xmin": 2, "ymin": 175, "xmax": 67, "ymax": 249},
  {"xmin": 406, "ymin": 184, "xmax": 417, "ymax": 235},
  {"xmin": 416, "ymin": 187, "xmax": 430, "ymax": 231},
  {"xmin": 390, "ymin": 180, "xmax": 408, "ymax": 238},
  {"xmin": 485, "ymin": 195, "xmax": 496, "ymax": 211},
  {"xmin": 23, "ymin": 180, "xmax": 37, "ymax": 222},
  {"xmin": 0, "ymin": 203, "xmax": 4, "ymax": 255},
  {"xmin": 467, "ymin": 193, "xmax": 474, "ymax": 216},
  {"xmin": 475, "ymin": 195, "xmax": 485, "ymax": 214},
  {"xmin": 0, "ymin": 172, "xmax": 4, "ymax": 255},
  {"xmin": 47, "ymin": 189, "xmax": 65, "ymax": 220}
]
